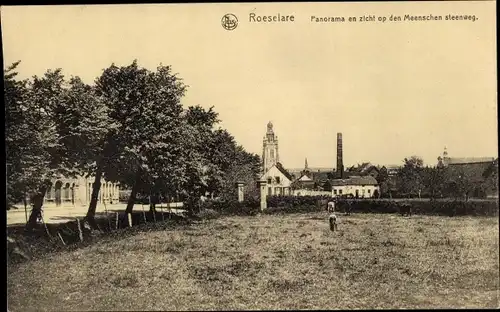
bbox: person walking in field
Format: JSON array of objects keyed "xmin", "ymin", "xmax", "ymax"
[
  {"xmin": 328, "ymin": 199, "xmax": 339, "ymax": 231},
  {"xmin": 329, "ymin": 213, "xmax": 338, "ymax": 232},
  {"xmin": 327, "ymin": 200, "xmax": 336, "ymax": 213}
]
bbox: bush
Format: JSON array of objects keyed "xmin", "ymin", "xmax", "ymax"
[
  {"xmin": 197, "ymin": 195, "xmax": 498, "ymax": 217},
  {"xmin": 267, "ymin": 195, "xmax": 333, "ymax": 209},
  {"xmin": 201, "ymin": 198, "xmax": 261, "ymax": 216},
  {"xmin": 334, "ymin": 198, "xmax": 498, "ymax": 217}
]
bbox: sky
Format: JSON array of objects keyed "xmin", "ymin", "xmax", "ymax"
[{"xmin": 2, "ymin": 2, "xmax": 497, "ymax": 169}]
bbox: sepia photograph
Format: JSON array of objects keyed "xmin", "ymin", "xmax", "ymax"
[{"xmin": 3, "ymin": 1, "xmax": 498, "ymax": 310}]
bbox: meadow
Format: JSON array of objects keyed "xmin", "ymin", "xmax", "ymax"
[{"xmin": 7, "ymin": 211, "xmax": 499, "ymax": 310}]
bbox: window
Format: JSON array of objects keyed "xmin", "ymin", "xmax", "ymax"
[
  {"xmin": 368, "ymin": 189, "xmax": 371, "ymax": 194},
  {"xmin": 267, "ymin": 177, "xmax": 272, "ymax": 184},
  {"xmin": 333, "ymin": 189, "xmax": 337, "ymax": 195},
  {"xmin": 270, "ymin": 149, "xmax": 275, "ymax": 159},
  {"xmin": 339, "ymin": 190, "xmax": 343, "ymax": 195},
  {"xmin": 276, "ymin": 176, "xmax": 280, "ymax": 184}
]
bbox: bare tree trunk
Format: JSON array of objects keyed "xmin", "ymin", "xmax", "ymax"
[
  {"xmin": 86, "ymin": 165, "xmax": 103, "ymax": 222},
  {"xmin": 125, "ymin": 172, "xmax": 141, "ymax": 214},
  {"xmin": 25, "ymin": 186, "xmax": 47, "ymax": 231}
]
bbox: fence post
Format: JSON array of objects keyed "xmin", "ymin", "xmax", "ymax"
[
  {"xmin": 236, "ymin": 181, "xmax": 245, "ymax": 203},
  {"xmin": 257, "ymin": 180, "xmax": 267, "ymax": 211}
]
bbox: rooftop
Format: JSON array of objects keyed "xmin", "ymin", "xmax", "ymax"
[
  {"xmin": 330, "ymin": 175, "xmax": 378, "ymax": 186},
  {"xmin": 447, "ymin": 157, "xmax": 495, "ymax": 165}
]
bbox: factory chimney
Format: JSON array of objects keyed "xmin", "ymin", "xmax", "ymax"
[{"xmin": 336, "ymin": 132, "xmax": 344, "ymax": 179}]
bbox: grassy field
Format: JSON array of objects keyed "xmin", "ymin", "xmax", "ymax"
[{"xmin": 7, "ymin": 212, "xmax": 499, "ymax": 310}]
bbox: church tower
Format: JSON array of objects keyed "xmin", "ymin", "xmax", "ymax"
[
  {"xmin": 437, "ymin": 146, "xmax": 450, "ymax": 168},
  {"xmin": 301, "ymin": 157, "xmax": 311, "ymax": 177},
  {"xmin": 262, "ymin": 121, "xmax": 279, "ymax": 173}
]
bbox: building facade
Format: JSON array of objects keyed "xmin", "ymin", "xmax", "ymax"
[
  {"xmin": 331, "ymin": 176, "xmax": 380, "ymax": 198},
  {"xmin": 260, "ymin": 163, "xmax": 293, "ymax": 196},
  {"xmin": 44, "ymin": 175, "xmax": 120, "ymax": 207}
]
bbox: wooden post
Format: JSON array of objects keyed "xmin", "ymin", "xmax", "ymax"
[
  {"xmin": 128, "ymin": 213, "xmax": 132, "ymax": 227},
  {"xmin": 115, "ymin": 212, "xmax": 119, "ymax": 230},
  {"xmin": 40, "ymin": 211, "xmax": 52, "ymax": 240},
  {"xmin": 103, "ymin": 201, "xmax": 111, "ymax": 231},
  {"xmin": 57, "ymin": 232, "xmax": 66, "ymax": 246},
  {"xmin": 141, "ymin": 204, "xmax": 147, "ymax": 224}
]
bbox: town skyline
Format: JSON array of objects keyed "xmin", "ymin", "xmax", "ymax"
[{"xmin": 2, "ymin": 3, "xmax": 497, "ymax": 168}]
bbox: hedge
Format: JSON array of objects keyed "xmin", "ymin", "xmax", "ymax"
[
  {"xmin": 334, "ymin": 198, "xmax": 499, "ymax": 217},
  {"xmin": 201, "ymin": 195, "xmax": 499, "ymax": 217}
]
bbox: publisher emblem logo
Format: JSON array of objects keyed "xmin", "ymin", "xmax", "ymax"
[{"xmin": 222, "ymin": 14, "xmax": 238, "ymax": 30}]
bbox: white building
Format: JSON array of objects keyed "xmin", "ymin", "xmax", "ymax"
[
  {"xmin": 331, "ymin": 175, "xmax": 379, "ymax": 198},
  {"xmin": 44, "ymin": 175, "xmax": 120, "ymax": 207},
  {"xmin": 260, "ymin": 163, "xmax": 293, "ymax": 196}
]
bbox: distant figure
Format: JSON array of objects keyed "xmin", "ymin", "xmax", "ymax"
[
  {"xmin": 327, "ymin": 201, "xmax": 336, "ymax": 213},
  {"xmin": 329, "ymin": 213, "xmax": 338, "ymax": 232}
]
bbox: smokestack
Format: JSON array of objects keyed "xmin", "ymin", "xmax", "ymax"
[{"xmin": 336, "ymin": 132, "xmax": 344, "ymax": 179}]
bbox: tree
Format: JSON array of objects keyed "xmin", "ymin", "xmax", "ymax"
[
  {"xmin": 218, "ymin": 145, "xmax": 261, "ymax": 201},
  {"xmin": 482, "ymin": 159, "xmax": 498, "ymax": 196},
  {"xmin": 52, "ymin": 77, "xmax": 114, "ymax": 227},
  {"xmin": 54, "ymin": 77, "xmax": 112, "ymax": 176},
  {"xmin": 5, "ymin": 61, "xmax": 31, "ymax": 208},
  {"xmin": 181, "ymin": 106, "xmax": 220, "ymax": 208},
  {"xmin": 5, "ymin": 64, "xmax": 75, "ymax": 230},
  {"xmin": 422, "ymin": 166, "xmax": 446, "ymax": 198},
  {"xmin": 397, "ymin": 156, "xmax": 425, "ymax": 198},
  {"xmin": 92, "ymin": 61, "xmax": 188, "ymax": 218},
  {"xmin": 454, "ymin": 168, "xmax": 475, "ymax": 201},
  {"xmin": 376, "ymin": 166, "xmax": 390, "ymax": 197}
]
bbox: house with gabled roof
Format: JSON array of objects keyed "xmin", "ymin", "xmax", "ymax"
[
  {"xmin": 292, "ymin": 172, "xmax": 316, "ymax": 190},
  {"xmin": 260, "ymin": 162, "xmax": 293, "ymax": 196},
  {"xmin": 346, "ymin": 162, "xmax": 380, "ymax": 179}
]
